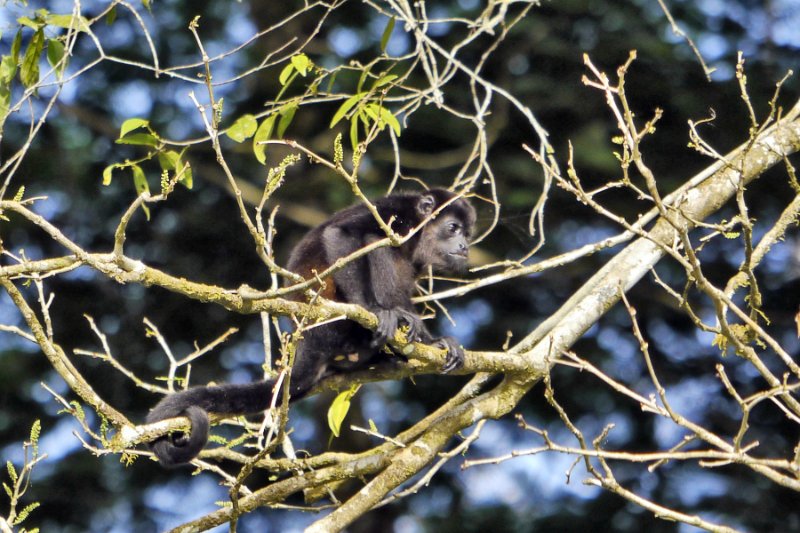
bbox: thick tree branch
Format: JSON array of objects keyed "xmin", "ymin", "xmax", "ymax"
[{"xmin": 514, "ymin": 99, "xmax": 800, "ymax": 358}]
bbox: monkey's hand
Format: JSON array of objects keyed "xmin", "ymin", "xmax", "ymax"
[
  {"xmin": 372, "ymin": 308, "xmax": 425, "ymax": 348},
  {"xmin": 434, "ymin": 336, "xmax": 465, "ymax": 373}
]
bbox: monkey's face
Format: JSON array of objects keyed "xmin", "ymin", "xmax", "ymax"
[{"xmin": 415, "ymin": 214, "xmax": 472, "ymax": 272}]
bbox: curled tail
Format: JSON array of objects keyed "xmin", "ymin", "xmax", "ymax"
[
  {"xmin": 148, "ymin": 405, "xmax": 210, "ymax": 467},
  {"xmin": 146, "ymin": 380, "xmax": 276, "ymax": 467}
]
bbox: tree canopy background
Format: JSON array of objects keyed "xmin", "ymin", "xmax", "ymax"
[{"xmin": 1, "ymin": 0, "xmax": 799, "ymax": 532}]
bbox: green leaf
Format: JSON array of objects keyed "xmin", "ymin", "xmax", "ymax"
[
  {"xmin": 177, "ymin": 162, "xmax": 193, "ymax": 189},
  {"xmin": 330, "ymin": 93, "xmax": 364, "ymax": 129},
  {"xmin": 115, "ymin": 132, "xmax": 159, "ymax": 147},
  {"xmin": 0, "ymin": 84, "xmax": 10, "ymax": 134},
  {"xmin": 325, "ymin": 69, "xmax": 339, "ymax": 94},
  {"xmin": 119, "ymin": 118, "xmax": 149, "ymax": 138},
  {"xmin": 20, "ymin": 28, "xmax": 45, "ymax": 89},
  {"xmin": 225, "ymin": 113, "xmax": 257, "ymax": 143},
  {"xmin": 278, "ymin": 62, "xmax": 294, "ymax": 86},
  {"xmin": 131, "ymin": 165, "xmax": 150, "ymax": 220},
  {"xmin": 290, "ymin": 53, "xmax": 311, "ymax": 76},
  {"xmin": 378, "ymin": 106, "xmax": 401, "ymax": 136},
  {"xmin": 277, "ymin": 103, "xmax": 297, "ymax": 138},
  {"xmin": 46, "ymin": 39, "xmax": 66, "ymax": 77},
  {"xmin": 1, "ymin": 37, "xmax": 19, "ymax": 132},
  {"xmin": 327, "ymin": 385, "xmax": 359, "ymax": 438},
  {"xmin": 106, "ymin": 5, "xmax": 117, "ymax": 25},
  {"xmin": 46, "ymin": 14, "xmax": 90, "ymax": 32},
  {"xmin": 358, "ymin": 109, "xmax": 371, "ymax": 128},
  {"xmin": 349, "ymin": 115, "xmax": 359, "ymax": 152},
  {"xmin": 132, "ymin": 165, "xmax": 149, "ymax": 195},
  {"xmin": 372, "ymin": 74, "xmax": 398, "ymax": 90},
  {"xmin": 368, "ymin": 419, "xmax": 378, "ymax": 433},
  {"xmin": 253, "ymin": 115, "xmax": 276, "ymax": 164},
  {"xmin": 1, "ymin": 54, "xmax": 18, "ymax": 85},
  {"xmin": 360, "ymin": 103, "xmax": 401, "ymax": 136},
  {"xmin": 17, "ymin": 17, "xmax": 42, "ymax": 30},
  {"xmin": 11, "ymin": 29, "xmax": 22, "ymax": 60},
  {"xmin": 102, "ymin": 164, "xmax": 118, "ymax": 186},
  {"xmin": 158, "ymin": 150, "xmax": 193, "ymax": 189},
  {"xmin": 356, "ymin": 66, "xmax": 371, "ymax": 93},
  {"xmin": 157, "ymin": 150, "xmax": 180, "ymax": 171},
  {"xmin": 380, "ymin": 17, "xmax": 396, "ymax": 53},
  {"xmin": 362, "ymin": 102, "xmax": 379, "ymax": 122}
]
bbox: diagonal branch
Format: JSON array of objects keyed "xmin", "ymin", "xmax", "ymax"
[
  {"xmin": 0, "ymin": 278, "xmax": 128, "ymax": 427},
  {"xmin": 303, "ymin": 101, "xmax": 800, "ymax": 532},
  {"xmin": 514, "ymin": 99, "xmax": 800, "ymax": 359}
]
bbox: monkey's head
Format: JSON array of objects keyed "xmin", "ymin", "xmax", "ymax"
[{"xmin": 412, "ymin": 189, "xmax": 476, "ymax": 273}]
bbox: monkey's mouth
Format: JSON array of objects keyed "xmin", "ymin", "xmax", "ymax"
[{"xmin": 448, "ymin": 251, "xmax": 468, "ymax": 258}]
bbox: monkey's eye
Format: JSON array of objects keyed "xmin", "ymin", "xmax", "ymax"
[{"xmin": 447, "ymin": 222, "xmax": 461, "ymax": 235}]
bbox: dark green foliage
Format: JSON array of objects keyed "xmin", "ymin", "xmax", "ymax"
[{"xmin": 0, "ymin": 0, "xmax": 798, "ymax": 531}]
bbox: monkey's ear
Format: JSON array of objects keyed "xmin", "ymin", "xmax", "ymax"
[{"xmin": 417, "ymin": 194, "xmax": 436, "ymax": 217}]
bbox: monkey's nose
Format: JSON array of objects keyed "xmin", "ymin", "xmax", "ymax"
[{"xmin": 451, "ymin": 244, "xmax": 468, "ymax": 258}]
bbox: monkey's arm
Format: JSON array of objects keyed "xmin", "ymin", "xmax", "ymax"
[
  {"xmin": 321, "ymin": 226, "xmax": 463, "ymax": 371},
  {"xmin": 322, "ymin": 227, "xmax": 422, "ymax": 340},
  {"xmin": 363, "ymin": 243, "xmax": 426, "ymax": 343},
  {"xmin": 365, "ymin": 240, "xmax": 464, "ymax": 372}
]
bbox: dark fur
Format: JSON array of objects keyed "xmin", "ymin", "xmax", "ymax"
[{"xmin": 146, "ymin": 189, "xmax": 475, "ymax": 466}]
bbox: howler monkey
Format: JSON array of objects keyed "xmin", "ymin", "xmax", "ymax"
[{"xmin": 146, "ymin": 188, "xmax": 475, "ymax": 466}]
